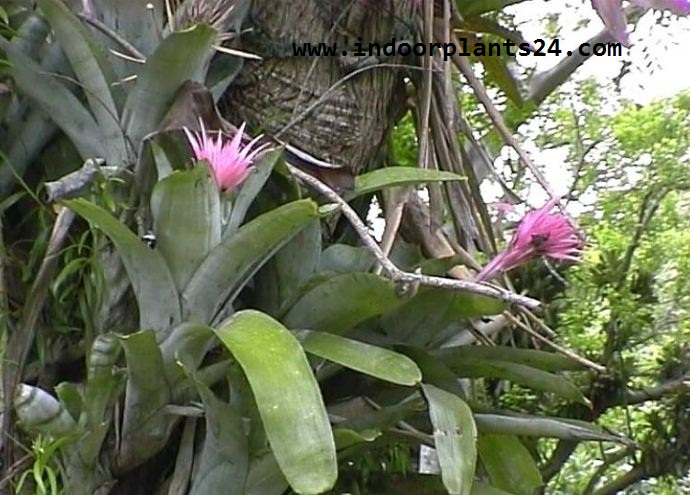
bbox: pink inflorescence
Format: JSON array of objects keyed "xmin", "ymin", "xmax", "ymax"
[
  {"xmin": 184, "ymin": 121, "xmax": 270, "ymax": 192},
  {"xmin": 475, "ymin": 198, "xmax": 583, "ymax": 282}
]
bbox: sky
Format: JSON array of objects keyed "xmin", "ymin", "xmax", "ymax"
[
  {"xmin": 510, "ymin": 0, "xmax": 690, "ymax": 104},
  {"xmin": 482, "ymin": 1, "xmax": 690, "ymax": 212}
]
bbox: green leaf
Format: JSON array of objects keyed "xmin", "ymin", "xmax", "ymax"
[
  {"xmin": 150, "ymin": 139, "xmax": 175, "ymax": 180},
  {"xmin": 65, "ymin": 199, "xmax": 181, "ymax": 339},
  {"xmin": 447, "ymin": 290, "xmax": 507, "ymax": 317},
  {"xmin": 79, "ymin": 334, "xmax": 122, "ymax": 463},
  {"xmin": 37, "ymin": 0, "xmax": 127, "ymax": 164},
  {"xmin": 442, "ymin": 358, "xmax": 589, "ymax": 405},
  {"xmin": 474, "ymin": 413, "xmax": 626, "ymax": 443},
  {"xmin": 122, "ymin": 24, "xmax": 216, "ymax": 148},
  {"xmin": 342, "ymin": 394, "xmax": 426, "ymax": 432},
  {"xmin": 422, "ymin": 384, "xmax": 477, "ymax": 495},
  {"xmin": 396, "ymin": 346, "xmax": 466, "ymax": 397},
  {"xmin": 351, "ymin": 167, "xmax": 465, "ymax": 199},
  {"xmin": 91, "ymin": 0, "xmax": 165, "ymax": 60},
  {"xmin": 333, "ymin": 428, "xmax": 382, "ymax": 450},
  {"xmin": 0, "ymin": 37, "xmax": 102, "ymax": 160},
  {"xmin": 117, "ymin": 330, "xmax": 172, "ymax": 471},
  {"xmin": 225, "ymin": 148, "xmax": 282, "ymax": 236},
  {"xmin": 14, "ymin": 384, "xmax": 77, "ymax": 437},
  {"xmin": 55, "ymin": 382, "xmax": 83, "ymax": 422},
  {"xmin": 244, "ymin": 453, "xmax": 289, "ymax": 495},
  {"xmin": 298, "ymin": 330, "xmax": 422, "ymax": 386},
  {"xmin": 159, "ymin": 322, "xmax": 215, "ymax": 396},
  {"xmin": 283, "ymin": 273, "xmax": 404, "ymax": 335},
  {"xmin": 214, "ymin": 311, "xmax": 336, "ymax": 494},
  {"xmin": 189, "ymin": 382, "xmax": 248, "ymax": 495},
  {"xmin": 255, "ymin": 218, "xmax": 321, "ymax": 316},
  {"xmin": 477, "ymin": 434, "xmax": 542, "ymax": 495},
  {"xmin": 319, "ymin": 244, "xmax": 375, "ymax": 274},
  {"xmin": 435, "ymin": 346, "xmax": 585, "ymax": 372},
  {"xmin": 151, "ymin": 165, "xmax": 221, "ymax": 290},
  {"xmin": 382, "ymin": 288, "xmax": 505, "ymax": 346},
  {"xmin": 471, "ymin": 483, "xmax": 516, "ymax": 495},
  {"xmin": 182, "ymin": 199, "xmax": 319, "ymax": 323}
]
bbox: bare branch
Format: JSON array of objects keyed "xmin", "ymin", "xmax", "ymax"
[
  {"xmin": 592, "ymin": 465, "xmax": 648, "ymax": 495},
  {"xmin": 624, "ymin": 375, "xmax": 690, "ymax": 406},
  {"xmin": 287, "ymin": 163, "xmax": 541, "ymax": 309},
  {"xmin": 44, "ymin": 158, "xmax": 107, "ymax": 202},
  {"xmin": 450, "ymin": 38, "xmax": 559, "ymax": 202},
  {"xmin": 505, "ymin": 312, "xmax": 607, "ymax": 373},
  {"xmin": 527, "ymin": 30, "xmax": 616, "ymax": 106}
]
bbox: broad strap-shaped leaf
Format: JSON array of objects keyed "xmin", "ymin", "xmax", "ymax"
[
  {"xmin": 159, "ymin": 322, "xmax": 215, "ymax": 397},
  {"xmin": 297, "ymin": 330, "xmax": 422, "ymax": 386},
  {"xmin": 283, "ymin": 272, "xmax": 404, "ymax": 335},
  {"xmin": 244, "ymin": 453, "xmax": 289, "ymax": 495},
  {"xmin": 12, "ymin": 13, "xmax": 51, "ymax": 57},
  {"xmin": 88, "ymin": 0, "xmax": 165, "ymax": 60},
  {"xmin": 214, "ymin": 311, "xmax": 337, "ymax": 494},
  {"xmin": 422, "ymin": 384, "xmax": 477, "ymax": 495},
  {"xmin": 441, "ymin": 357, "xmax": 589, "ymax": 406},
  {"xmin": 435, "ymin": 346, "xmax": 585, "ymax": 372},
  {"xmin": 37, "ymin": 0, "xmax": 127, "ymax": 165},
  {"xmin": 182, "ymin": 199, "xmax": 319, "ymax": 323},
  {"xmin": 477, "ymin": 434, "xmax": 543, "ymax": 495},
  {"xmin": 333, "ymin": 428, "xmax": 382, "ymax": 450},
  {"xmin": 116, "ymin": 330, "xmax": 172, "ymax": 471},
  {"xmin": 396, "ymin": 346, "xmax": 467, "ymax": 398},
  {"xmin": 55, "ymin": 382, "xmax": 82, "ymax": 422},
  {"xmin": 0, "ymin": 37, "xmax": 102, "ymax": 160},
  {"xmin": 319, "ymin": 244, "xmax": 375, "ymax": 274},
  {"xmin": 79, "ymin": 334, "xmax": 123, "ymax": 463},
  {"xmin": 255, "ymin": 218, "xmax": 322, "ymax": 316},
  {"xmin": 122, "ymin": 24, "xmax": 216, "ymax": 148},
  {"xmin": 225, "ymin": 149, "xmax": 282, "ymax": 236},
  {"xmin": 474, "ymin": 413, "xmax": 626, "ymax": 443},
  {"xmin": 189, "ymin": 381, "xmax": 249, "ymax": 495},
  {"xmin": 470, "ymin": 483, "xmax": 515, "ymax": 495},
  {"xmin": 65, "ymin": 199, "xmax": 181, "ymax": 339},
  {"xmin": 340, "ymin": 394, "xmax": 427, "ymax": 431},
  {"xmin": 14, "ymin": 384, "xmax": 77, "ymax": 437},
  {"xmin": 382, "ymin": 288, "xmax": 506, "ymax": 346},
  {"xmin": 350, "ymin": 167, "xmax": 465, "ymax": 199},
  {"xmin": 151, "ymin": 165, "xmax": 221, "ymax": 290},
  {"xmin": 1, "ymin": 107, "xmax": 57, "ymax": 197}
]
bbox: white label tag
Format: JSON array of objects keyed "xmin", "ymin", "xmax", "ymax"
[{"xmin": 418, "ymin": 444, "xmax": 440, "ymax": 474}]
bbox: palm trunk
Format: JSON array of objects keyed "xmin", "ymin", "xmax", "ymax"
[{"xmin": 221, "ymin": 0, "xmax": 416, "ymax": 175}]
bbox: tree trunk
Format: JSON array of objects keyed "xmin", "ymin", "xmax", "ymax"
[{"xmin": 221, "ymin": 0, "xmax": 416, "ymax": 175}]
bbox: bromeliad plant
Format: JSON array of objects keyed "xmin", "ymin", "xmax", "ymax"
[{"xmin": 1, "ymin": 1, "xmax": 635, "ymax": 495}]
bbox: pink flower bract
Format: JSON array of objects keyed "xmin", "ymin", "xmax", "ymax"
[
  {"xmin": 183, "ymin": 121, "xmax": 269, "ymax": 192},
  {"xmin": 475, "ymin": 198, "xmax": 583, "ymax": 282}
]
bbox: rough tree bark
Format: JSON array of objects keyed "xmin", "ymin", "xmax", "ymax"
[{"xmin": 221, "ymin": 0, "xmax": 416, "ymax": 175}]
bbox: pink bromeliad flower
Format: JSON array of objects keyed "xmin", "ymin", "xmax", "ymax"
[
  {"xmin": 183, "ymin": 121, "xmax": 269, "ymax": 192},
  {"xmin": 475, "ymin": 198, "xmax": 583, "ymax": 282}
]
